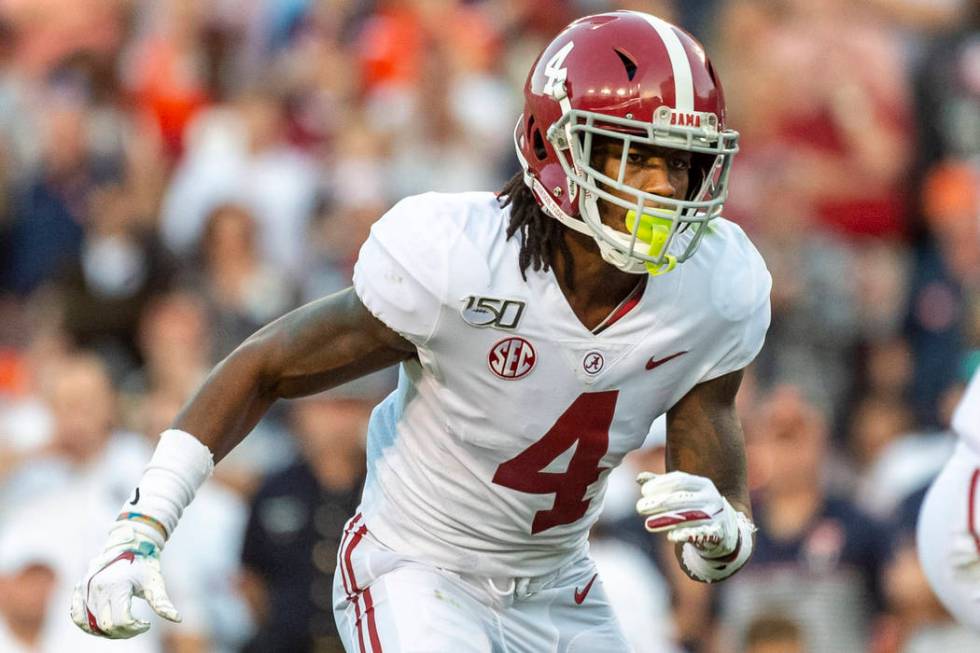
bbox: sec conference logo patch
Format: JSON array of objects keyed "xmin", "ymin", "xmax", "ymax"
[{"xmin": 488, "ymin": 337, "xmax": 536, "ymax": 380}]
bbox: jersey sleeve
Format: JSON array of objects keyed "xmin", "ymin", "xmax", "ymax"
[
  {"xmin": 353, "ymin": 194, "xmax": 457, "ymax": 346},
  {"xmin": 700, "ymin": 224, "xmax": 772, "ymax": 382},
  {"xmin": 701, "ymin": 297, "xmax": 770, "ymax": 381}
]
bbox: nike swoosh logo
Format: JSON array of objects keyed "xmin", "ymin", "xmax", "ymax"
[
  {"xmin": 574, "ymin": 573, "xmax": 599, "ymax": 605},
  {"xmin": 646, "ymin": 351, "xmax": 688, "ymax": 371},
  {"xmin": 129, "ymin": 487, "xmax": 140, "ymax": 506}
]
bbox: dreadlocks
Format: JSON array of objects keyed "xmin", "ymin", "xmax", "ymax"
[{"xmin": 498, "ymin": 173, "xmax": 576, "ymax": 288}]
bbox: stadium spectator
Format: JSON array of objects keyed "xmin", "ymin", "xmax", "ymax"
[
  {"xmin": 240, "ymin": 393, "xmax": 371, "ymax": 653},
  {"xmin": 851, "ymin": 393, "xmax": 953, "ymax": 520},
  {"xmin": 0, "ymin": 352, "xmax": 179, "ymax": 651},
  {"xmin": 301, "ymin": 189, "xmax": 387, "ymax": 303},
  {"xmin": 742, "ymin": 159, "xmax": 861, "ymax": 427},
  {"xmin": 0, "ymin": 351, "xmax": 133, "ymax": 515},
  {"xmin": 0, "ymin": 295, "xmax": 70, "ymax": 458},
  {"xmin": 862, "ymin": 336, "xmax": 915, "ymax": 400},
  {"xmin": 54, "ymin": 178, "xmax": 176, "ymax": 378},
  {"xmin": 742, "ymin": 613, "xmax": 808, "ymax": 653},
  {"xmin": 122, "ymin": 0, "xmax": 214, "ymax": 159},
  {"xmin": 159, "ymin": 91, "xmax": 319, "ymax": 280},
  {"xmin": 904, "ymin": 1, "xmax": 980, "ymax": 426},
  {"xmin": 0, "ymin": 0, "xmax": 126, "ymax": 78},
  {"xmin": 196, "ymin": 203, "xmax": 297, "ymax": 359},
  {"xmin": 2, "ymin": 97, "xmax": 122, "ymax": 296},
  {"xmin": 717, "ymin": 386, "xmax": 892, "ymax": 653},
  {"xmin": 848, "ymin": 395, "xmax": 916, "ymax": 472},
  {"xmin": 124, "ymin": 289, "xmax": 211, "ymax": 401},
  {"xmin": 0, "ymin": 529, "xmax": 58, "ymax": 652}
]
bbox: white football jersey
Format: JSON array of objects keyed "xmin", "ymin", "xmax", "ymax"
[
  {"xmin": 954, "ymin": 370, "xmax": 980, "ymax": 455},
  {"xmin": 352, "ymin": 191, "xmax": 771, "ymax": 578}
]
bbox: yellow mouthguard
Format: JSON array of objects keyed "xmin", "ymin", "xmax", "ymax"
[{"xmin": 625, "ymin": 209, "xmax": 678, "ymax": 276}]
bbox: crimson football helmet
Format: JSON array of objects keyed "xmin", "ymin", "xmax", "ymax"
[{"xmin": 515, "ymin": 10, "xmax": 739, "ymax": 274}]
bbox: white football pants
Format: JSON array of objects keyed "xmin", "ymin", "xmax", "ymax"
[
  {"xmin": 917, "ymin": 440, "xmax": 980, "ymax": 631},
  {"xmin": 332, "ymin": 513, "xmax": 632, "ymax": 652}
]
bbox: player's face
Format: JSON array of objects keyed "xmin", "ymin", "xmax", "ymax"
[{"xmin": 593, "ymin": 142, "xmax": 692, "ymax": 232}]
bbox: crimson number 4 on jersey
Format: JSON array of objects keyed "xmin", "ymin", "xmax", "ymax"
[{"xmin": 492, "ymin": 391, "xmax": 618, "ymax": 534}]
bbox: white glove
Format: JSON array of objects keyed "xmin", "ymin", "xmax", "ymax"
[
  {"xmin": 635, "ymin": 470, "xmax": 741, "ymax": 558},
  {"xmin": 70, "ymin": 522, "xmax": 181, "ymax": 639}
]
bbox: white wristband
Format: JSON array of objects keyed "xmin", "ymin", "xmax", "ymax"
[
  {"xmin": 681, "ymin": 512, "xmax": 756, "ymax": 583},
  {"xmin": 117, "ymin": 429, "xmax": 214, "ymax": 549}
]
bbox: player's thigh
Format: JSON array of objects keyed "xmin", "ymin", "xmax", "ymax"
[
  {"xmin": 333, "ymin": 564, "xmax": 493, "ymax": 653},
  {"xmin": 917, "ymin": 445, "xmax": 980, "ymax": 631},
  {"xmin": 502, "ymin": 560, "xmax": 630, "ymax": 653},
  {"xmin": 559, "ymin": 585, "xmax": 631, "ymax": 653}
]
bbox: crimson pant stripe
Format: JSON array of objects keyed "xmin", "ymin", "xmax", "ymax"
[
  {"xmin": 969, "ymin": 469, "xmax": 980, "ymax": 553},
  {"xmin": 364, "ymin": 587, "xmax": 383, "ymax": 652},
  {"xmin": 338, "ymin": 513, "xmax": 363, "ymax": 597},
  {"xmin": 353, "ymin": 593, "xmax": 368, "ymax": 653},
  {"xmin": 338, "ymin": 514, "xmax": 379, "ymax": 651},
  {"xmin": 345, "ymin": 524, "xmax": 369, "ymax": 595}
]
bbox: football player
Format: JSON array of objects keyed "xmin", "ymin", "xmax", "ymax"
[
  {"xmin": 71, "ymin": 10, "xmax": 771, "ymax": 651},
  {"xmin": 917, "ymin": 370, "xmax": 980, "ymax": 631}
]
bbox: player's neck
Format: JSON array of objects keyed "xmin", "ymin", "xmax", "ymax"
[{"xmin": 552, "ymin": 229, "xmax": 644, "ymax": 331}]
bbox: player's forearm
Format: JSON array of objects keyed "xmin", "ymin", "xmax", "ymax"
[
  {"xmin": 112, "ymin": 322, "xmax": 301, "ymax": 548},
  {"xmin": 667, "ymin": 437, "xmax": 751, "ymax": 520},
  {"xmin": 665, "ymin": 373, "xmax": 752, "ymax": 520},
  {"xmin": 664, "ymin": 370, "xmax": 755, "ymax": 582}
]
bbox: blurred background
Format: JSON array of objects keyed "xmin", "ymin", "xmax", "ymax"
[{"xmin": 0, "ymin": 0, "xmax": 978, "ymax": 651}]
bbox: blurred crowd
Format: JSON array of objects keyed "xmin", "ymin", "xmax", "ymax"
[{"xmin": 0, "ymin": 0, "xmax": 979, "ymax": 652}]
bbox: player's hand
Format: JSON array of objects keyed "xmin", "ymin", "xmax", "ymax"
[
  {"xmin": 635, "ymin": 470, "xmax": 740, "ymax": 558},
  {"xmin": 70, "ymin": 522, "xmax": 180, "ymax": 639}
]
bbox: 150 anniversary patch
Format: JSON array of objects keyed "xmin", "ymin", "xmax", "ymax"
[{"xmin": 460, "ymin": 296, "xmax": 527, "ymax": 330}]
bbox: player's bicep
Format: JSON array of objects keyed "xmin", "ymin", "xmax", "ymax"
[
  {"xmin": 257, "ymin": 287, "xmax": 415, "ymax": 399},
  {"xmin": 665, "ymin": 369, "xmax": 750, "ymax": 515}
]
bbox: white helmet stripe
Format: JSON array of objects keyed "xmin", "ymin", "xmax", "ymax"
[{"xmin": 632, "ymin": 12, "xmax": 695, "ymax": 113}]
